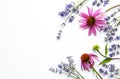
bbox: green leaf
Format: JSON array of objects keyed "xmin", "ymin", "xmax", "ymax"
[
  {"xmin": 99, "ymin": 58, "xmax": 112, "ymax": 65},
  {"xmin": 105, "ymin": 44, "xmax": 108, "ymax": 56}
]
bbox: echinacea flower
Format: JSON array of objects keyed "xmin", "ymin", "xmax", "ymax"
[
  {"xmin": 79, "ymin": 7, "xmax": 106, "ymax": 35},
  {"xmin": 80, "ymin": 53, "xmax": 98, "ymax": 71}
]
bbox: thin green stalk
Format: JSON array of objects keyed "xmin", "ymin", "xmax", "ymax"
[
  {"xmin": 92, "ymin": 67, "xmax": 103, "ymax": 79},
  {"xmin": 96, "ymin": 49, "xmax": 120, "ymax": 60},
  {"xmin": 62, "ymin": 71, "xmax": 78, "ymax": 79},
  {"xmin": 71, "ymin": 71, "xmax": 81, "ymax": 79},
  {"xmin": 75, "ymin": 69, "xmax": 85, "ymax": 79},
  {"xmin": 105, "ymin": 5, "xmax": 120, "ymax": 12},
  {"xmin": 96, "ymin": 49, "xmax": 108, "ymax": 58}
]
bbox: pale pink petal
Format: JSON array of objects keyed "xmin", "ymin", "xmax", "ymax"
[
  {"xmin": 90, "ymin": 53, "xmax": 97, "ymax": 57},
  {"xmin": 93, "ymin": 28, "xmax": 96, "ymax": 35},
  {"xmin": 80, "ymin": 24, "xmax": 88, "ymax": 29},
  {"xmin": 90, "ymin": 54, "xmax": 99, "ymax": 61},
  {"xmin": 96, "ymin": 20, "xmax": 106, "ymax": 25},
  {"xmin": 88, "ymin": 61, "xmax": 94, "ymax": 68},
  {"xmin": 95, "ymin": 24, "xmax": 103, "ymax": 31},
  {"xmin": 81, "ymin": 62, "xmax": 86, "ymax": 70},
  {"xmin": 88, "ymin": 27, "xmax": 92, "ymax": 36},
  {"xmin": 80, "ymin": 12, "xmax": 88, "ymax": 18},
  {"xmin": 83, "ymin": 62, "xmax": 89, "ymax": 71},
  {"xmin": 95, "ymin": 15, "xmax": 104, "ymax": 19},
  {"xmin": 88, "ymin": 27, "xmax": 96, "ymax": 36},
  {"xmin": 78, "ymin": 19, "xmax": 86, "ymax": 23},
  {"xmin": 87, "ymin": 7, "xmax": 93, "ymax": 16},
  {"xmin": 93, "ymin": 9, "xmax": 101, "ymax": 17}
]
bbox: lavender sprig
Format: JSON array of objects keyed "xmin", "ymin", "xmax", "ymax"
[{"xmin": 49, "ymin": 56, "xmax": 85, "ymax": 79}]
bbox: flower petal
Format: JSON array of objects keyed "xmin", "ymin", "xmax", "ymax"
[
  {"xmin": 80, "ymin": 24, "xmax": 88, "ymax": 30},
  {"xmin": 95, "ymin": 24, "xmax": 103, "ymax": 31},
  {"xmin": 87, "ymin": 7, "xmax": 93, "ymax": 16},
  {"xmin": 78, "ymin": 19, "xmax": 86, "ymax": 23},
  {"xmin": 96, "ymin": 20, "xmax": 106, "ymax": 25},
  {"xmin": 80, "ymin": 12, "xmax": 88, "ymax": 18},
  {"xmin": 93, "ymin": 9, "xmax": 101, "ymax": 17},
  {"xmin": 83, "ymin": 62, "xmax": 89, "ymax": 71},
  {"xmin": 88, "ymin": 27, "xmax": 96, "ymax": 36}
]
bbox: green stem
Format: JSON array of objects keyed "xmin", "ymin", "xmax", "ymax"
[
  {"xmin": 75, "ymin": 69, "xmax": 85, "ymax": 79},
  {"xmin": 71, "ymin": 71, "xmax": 81, "ymax": 79},
  {"xmin": 92, "ymin": 67, "xmax": 103, "ymax": 79},
  {"xmin": 96, "ymin": 49, "xmax": 108, "ymax": 58},
  {"xmin": 105, "ymin": 5, "xmax": 120, "ymax": 12},
  {"xmin": 96, "ymin": 49, "xmax": 120, "ymax": 60},
  {"xmin": 62, "ymin": 72, "xmax": 78, "ymax": 79}
]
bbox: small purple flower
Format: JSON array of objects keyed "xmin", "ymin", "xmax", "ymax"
[
  {"xmin": 104, "ymin": 16, "xmax": 110, "ymax": 21},
  {"xmin": 104, "ymin": 70, "xmax": 108, "ymax": 75},
  {"xmin": 92, "ymin": 0, "xmax": 97, "ymax": 5},
  {"xmin": 58, "ymin": 64, "xmax": 62, "ymax": 69},
  {"xmin": 109, "ymin": 48, "xmax": 113, "ymax": 52},
  {"xmin": 115, "ymin": 36, "xmax": 120, "ymax": 40},
  {"xmin": 99, "ymin": 68, "xmax": 104, "ymax": 73},
  {"xmin": 69, "ymin": 16, "xmax": 75, "ymax": 22},
  {"xmin": 58, "ymin": 11, "xmax": 69, "ymax": 17},
  {"xmin": 65, "ymin": 4, "xmax": 73, "ymax": 10}
]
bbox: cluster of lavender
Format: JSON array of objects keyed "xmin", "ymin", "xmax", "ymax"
[
  {"xmin": 49, "ymin": 56, "xmax": 84, "ymax": 79},
  {"xmin": 103, "ymin": 7, "xmax": 120, "ymax": 42},
  {"xmin": 92, "ymin": 0, "xmax": 109, "ymax": 7},
  {"xmin": 58, "ymin": 3, "xmax": 78, "ymax": 22},
  {"xmin": 108, "ymin": 44, "xmax": 120, "ymax": 57},
  {"xmin": 102, "ymin": 7, "xmax": 120, "ymax": 57},
  {"xmin": 98, "ymin": 3, "xmax": 120, "ymax": 78},
  {"xmin": 57, "ymin": 0, "xmax": 87, "ymax": 40},
  {"xmin": 52, "ymin": 0, "xmax": 120, "ymax": 79},
  {"xmin": 99, "ymin": 64, "xmax": 120, "ymax": 78}
]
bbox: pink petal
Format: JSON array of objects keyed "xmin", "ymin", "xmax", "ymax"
[
  {"xmin": 80, "ymin": 24, "xmax": 88, "ymax": 29},
  {"xmin": 88, "ymin": 27, "xmax": 96, "ymax": 36},
  {"xmin": 78, "ymin": 19, "xmax": 86, "ymax": 23},
  {"xmin": 87, "ymin": 7, "xmax": 93, "ymax": 16},
  {"xmin": 95, "ymin": 24, "xmax": 103, "ymax": 31},
  {"xmin": 96, "ymin": 20, "xmax": 106, "ymax": 25},
  {"xmin": 80, "ymin": 12, "xmax": 88, "ymax": 18},
  {"xmin": 95, "ymin": 15, "xmax": 104, "ymax": 19},
  {"xmin": 90, "ymin": 53, "xmax": 97, "ymax": 57},
  {"xmin": 93, "ymin": 9, "xmax": 101, "ymax": 17},
  {"xmin": 83, "ymin": 62, "xmax": 89, "ymax": 71}
]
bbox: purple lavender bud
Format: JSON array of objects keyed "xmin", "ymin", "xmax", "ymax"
[
  {"xmin": 58, "ymin": 11, "xmax": 66, "ymax": 17},
  {"xmin": 69, "ymin": 16, "xmax": 75, "ymax": 22},
  {"xmin": 109, "ymin": 48, "xmax": 113, "ymax": 52},
  {"xmin": 65, "ymin": 4, "xmax": 73, "ymax": 11},
  {"xmin": 104, "ymin": 16, "xmax": 110, "ymax": 21},
  {"xmin": 104, "ymin": 71, "xmax": 108, "ymax": 75},
  {"xmin": 99, "ymin": 68, "xmax": 104, "ymax": 73},
  {"xmin": 92, "ymin": 0, "xmax": 97, "ymax": 5}
]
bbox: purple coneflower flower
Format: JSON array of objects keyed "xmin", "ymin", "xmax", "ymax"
[
  {"xmin": 81, "ymin": 53, "xmax": 98, "ymax": 71},
  {"xmin": 79, "ymin": 7, "xmax": 106, "ymax": 35}
]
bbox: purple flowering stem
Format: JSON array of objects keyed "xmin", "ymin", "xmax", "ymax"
[
  {"xmin": 63, "ymin": 0, "xmax": 87, "ymax": 25},
  {"xmin": 92, "ymin": 67, "xmax": 103, "ymax": 79}
]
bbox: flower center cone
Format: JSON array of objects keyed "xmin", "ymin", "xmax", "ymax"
[{"xmin": 87, "ymin": 17, "xmax": 96, "ymax": 26}]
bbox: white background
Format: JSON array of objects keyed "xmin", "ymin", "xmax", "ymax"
[{"xmin": 0, "ymin": 0, "xmax": 120, "ymax": 79}]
